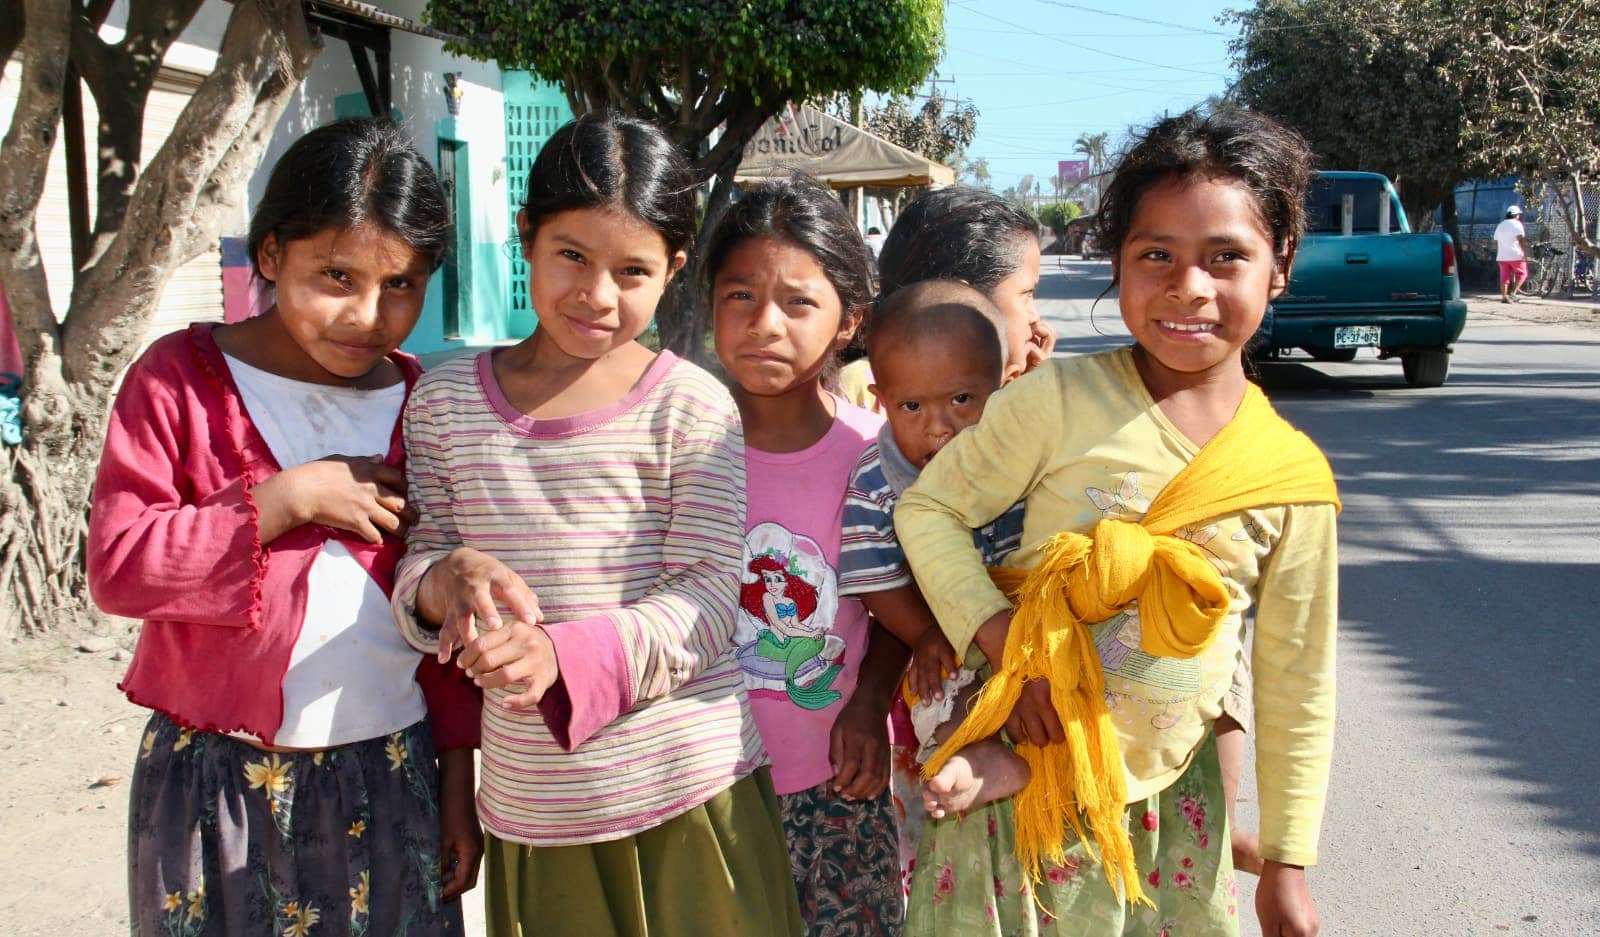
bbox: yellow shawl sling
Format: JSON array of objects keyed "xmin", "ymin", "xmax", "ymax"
[{"xmin": 921, "ymin": 382, "xmax": 1340, "ymax": 907}]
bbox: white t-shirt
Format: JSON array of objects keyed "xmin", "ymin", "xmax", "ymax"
[
  {"xmin": 1494, "ymin": 218, "xmax": 1527, "ymax": 261},
  {"xmin": 225, "ymin": 354, "xmax": 426, "ymax": 747}
]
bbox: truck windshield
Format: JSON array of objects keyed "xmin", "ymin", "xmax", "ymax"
[{"xmin": 1305, "ymin": 177, "xmax": 1393, "ymax": 233}]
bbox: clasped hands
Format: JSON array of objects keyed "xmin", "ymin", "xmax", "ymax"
[{"xmin": 417, "ymin": 547, "xmax": 558, "ymax": 709}]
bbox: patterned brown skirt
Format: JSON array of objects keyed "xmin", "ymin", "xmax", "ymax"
[{"xmin": 127, "ymin": 711, "xmax": 463, "ymax": 936}]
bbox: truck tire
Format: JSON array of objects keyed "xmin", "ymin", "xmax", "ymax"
[
  {"xmin": 1401, "ymin": 349, "xmax": 1450, "ymax": 387},
  {"xmin": 1307, "ymin": 347, "xmax": 1358, "ymax": 362}
]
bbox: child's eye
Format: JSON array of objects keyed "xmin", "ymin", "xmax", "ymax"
[
  {"xmin": 899, "ymin": 401, "xmax": 921, "ymax": 413},
  {"xmin": 952, "ymin": 393, "xmax": 973, "ymax": 405},
  {"xmin": 787, "ymin": 296, "xmax": 819, "ymax": 309},
  {"xmin": 1213, "ymin": 250, "xmax": 1246, "ymax": 264},
  {"xmin": 559, "ymin": 249, "xmax": 584, "ymax": 263},
  {"xmin": 723, "ymin": 289, "xmax": 754, "ymax": 302},
  {"xmin": 621, "ymin": 266, "xmax": 651, "ymax": 278},
  {"xmin": 1139, "ymin": 249, "xmax": 1170, "ymax": 262},
  {"xmin": 384, "ymin": 277, "xmax": 415, "ymax": 291},
  {"xmin": 323, "ymin": 268, "xmax": 352, "ymax": 284}
]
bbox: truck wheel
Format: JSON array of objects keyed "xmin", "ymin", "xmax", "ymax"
[
  {"xmin": 1307, "ymin": 347, "xmax": 1358, "ymax": 363},
  {"xmin": 1401, "ymin": 349, "xmax": 1450, "ymax": 387}
]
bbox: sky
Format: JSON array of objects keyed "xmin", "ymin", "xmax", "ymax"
[{"xmin": 930, "ymin": 0, "xmax": 1245, "ymax": 194}]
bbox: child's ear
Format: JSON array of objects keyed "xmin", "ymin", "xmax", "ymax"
[
  {"xmin": 665, "ymin": 250, "xmax": 688, "ymax": 282},
  {"xmin": 1270, "ymin": 240, "xmax": 1299, "ymax": 298},
  {"xmin": 835, "ymin": 304, "xmax": 865, "ymax": 349},
  {"xmin": 256, "ymin": 234, "xmax": 282, "ymax": 283},
  {"xmin": 514, "ymin": 210, "xmax": 534, "ymax": 257}
]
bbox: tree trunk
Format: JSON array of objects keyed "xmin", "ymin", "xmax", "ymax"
[
  {"xmin": 0, "ymin": 0, "xmax": 319, "ymax": 639},
  {"xmin": 0, "ymin": 391, "xmax": 105, "ymax": 637},
  {"xmin": 655, "ymin": 162, "xmax": 740, "ymax": 363}
]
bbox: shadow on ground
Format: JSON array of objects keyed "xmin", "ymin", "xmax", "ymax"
[{"xmin": 1259, "ymin": 357, "xmax": 1600, "ymax": 862}]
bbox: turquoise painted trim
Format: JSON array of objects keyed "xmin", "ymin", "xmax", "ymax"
[
  {"xmin": 471, "ymin": 241, "xmax": 515, "ymax": 341},
  {"xmin": 436, "ymin": 116, "xmax": 461, "ymax": 142},
  {"xmin": 501, "ymin": 72, "xmax": 574, "ymax": 336},
  {"xmin": 403, "ymin": 275, "xmax": 465, "ymax": 358},
  {"xmin": 335, "ymin": 92, "xmax": 402, "ymax": 122}
]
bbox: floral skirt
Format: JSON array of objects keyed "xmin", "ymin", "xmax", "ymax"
[
  {"xmin": 128, "ymin": 711, "xmax": 461, "ymax": 937},
  {"xmin": 781, "ymin": 780, "xmax": 905, "ymax": 936},
  {"xmin": 906, "ymin": 733, "xmax": 1237, "ymax": 937},
  {"xmin": 483, "ymin": 769, "xmax": 803, "ymax": 937}
]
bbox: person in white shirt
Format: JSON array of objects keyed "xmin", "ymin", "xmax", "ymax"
[{"xmin": 1494, "ymin": 205, "xmax": 1530, "ymax": 302}]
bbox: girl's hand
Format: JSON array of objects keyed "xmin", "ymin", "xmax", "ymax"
[
  {"xmin": 436, "ymin": 748, "xmax": 483, "ymax": 900},
  {"xmin": 909, "ymin": 628, "xmax": 959, "ymax": 703},
  {"xmin": 417, "ymin": 548, "xmax": 543, "ymax": 663},
  {"xmin": 1006, "ymin": 678, "xmax": 1065, "ymax": 748},
  {"xmin": 253, "ymin": 454, "xmax": 416, "ymax": 544},
  {"xmin": 1257, "ymin": 861, "xmax": 1320, "ymax": 936},
  {"xmin": 459, "ymin": 620, "xmax": 560, "ymax": 710},
  {"xmin": 829, "ymin": 693, "xmax": 891, "ymax": 801},
  {"xmin": 972, "ymin": 609, "xmax": 1064, "ymax": 746}
]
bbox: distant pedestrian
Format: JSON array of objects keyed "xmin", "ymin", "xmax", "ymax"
[
  {"xmin": 1495, "ymin": 205, "xmax": 1530, "ymax": 302},
  {"xmin": 865, "ymin": 225, "xmax": 886, "ymax": 259}
]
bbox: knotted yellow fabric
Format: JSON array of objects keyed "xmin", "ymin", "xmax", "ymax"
[{"xmin": 921, "ymin": 383, "xmax": 1340, "ymax": 906}]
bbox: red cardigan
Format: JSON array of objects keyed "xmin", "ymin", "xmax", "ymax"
[{"xmin": 88, "ymin": 323, "xmax": 480, "ymax": 749}]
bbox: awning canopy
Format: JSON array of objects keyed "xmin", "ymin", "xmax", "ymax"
[{"xmin": 736, "ymin": 103, "xmax": 956, "ymax": 190}]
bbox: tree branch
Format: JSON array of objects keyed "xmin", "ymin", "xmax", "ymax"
[
  {"xmin": 74, "ymin": 0, "xmax": 206, "ymax": 267},
  {"xmin": 0, "ymin": 0, "xmax": 70, "ymax": 378},
  {"xmin": 61, "ymin": 0, "xmax": 321, "ymax": 386}
]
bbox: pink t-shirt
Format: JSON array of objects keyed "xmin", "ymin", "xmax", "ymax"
[{"xmin": 737, "ymin": 398, "xmax": 884, "ymax": 795}]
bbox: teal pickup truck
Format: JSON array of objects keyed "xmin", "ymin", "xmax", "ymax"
[{"xmin": 1256, "ymin": 171, "xmax": 1468, "ymax": 387}]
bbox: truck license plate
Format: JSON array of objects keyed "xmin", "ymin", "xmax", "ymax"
[{"xmin": 1334, "ymin": 325, "xmax": 1381, "ymax": 348}]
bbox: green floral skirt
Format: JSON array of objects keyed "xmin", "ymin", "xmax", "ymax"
[
  {"xmin": 128, "ymin": 711, "xmax": 461, "ymax": 937},
  {"xmin": 906, "ymin": 733, "xmax": 1238, "ymax": 937}
]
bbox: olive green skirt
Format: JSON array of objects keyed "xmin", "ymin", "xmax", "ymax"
[{"xmin": 483, "ymin": 768, "xmax": 804, "ymax": 937}]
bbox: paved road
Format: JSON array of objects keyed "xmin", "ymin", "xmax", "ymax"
[{"xmin": 1038, "ymin": 258, "xmax": 1600, "ymax": 935}]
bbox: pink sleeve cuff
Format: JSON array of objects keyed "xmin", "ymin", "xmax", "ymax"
[{"xmin": 537, "ymin": 614, "xmax": 633, "ymax": 751}]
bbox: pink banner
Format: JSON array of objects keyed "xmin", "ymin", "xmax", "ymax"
[
  {"xmin": 1058, "ymin": 159, "xmax": 1090, "ymax": 183},
  {"xmin": 0, "ymin": 281, "xmax": 21, "ymax": 377}
]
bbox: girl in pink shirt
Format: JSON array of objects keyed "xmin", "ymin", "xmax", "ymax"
[{"xmin": 709, "ymin": 175, "xmax": 908, "ymax": 935}]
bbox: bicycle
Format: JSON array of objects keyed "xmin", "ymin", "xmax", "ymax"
[
  {"xmin": 1526, "ymin": 242, "xmax": 1564, "ymax": 297},
  {"xmin": 1570, "ymin": 249, "xmax": 1596, "ymax": 297}
]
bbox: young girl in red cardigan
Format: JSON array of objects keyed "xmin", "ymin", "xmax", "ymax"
[{"xmin": 89, "ymin": 118, "xmax": 481, "ymax": 936}]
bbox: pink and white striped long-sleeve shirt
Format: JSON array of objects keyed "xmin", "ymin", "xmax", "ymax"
[{"xmin": 392, "ymin": 350, "xmax": 766, "ymax": 846}]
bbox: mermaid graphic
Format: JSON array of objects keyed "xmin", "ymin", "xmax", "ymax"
[{"xmin": 733, "ymin": 522, "xmax": 845, "ymax": 711}]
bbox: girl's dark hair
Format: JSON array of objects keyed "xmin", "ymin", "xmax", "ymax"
[
  {"xmin": 249, "ymin": 117, "xmax": 450, "ymax": 276},
  {"xmin": 520, "ymin": 112, "xmax": 697, "ymax": 255},
  {"xmin": 702, "ymin": 175, "xmax": 876, "ymax": 316},
  {"xmin": 876, "ymin": 187, "xmax": 1039, "ymax": 296},
  {"xmin": 1095, "ymin": 106, "xmax": 1314, "ymax": 281}
]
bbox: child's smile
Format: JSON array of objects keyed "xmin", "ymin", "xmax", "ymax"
[{"xmin": 1114, "ymin": 175, "xmax": 1287, "ymax": 388}]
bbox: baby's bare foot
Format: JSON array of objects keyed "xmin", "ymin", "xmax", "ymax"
[{"xmin": 923, "ymin": 740, "xmax": 1030, "ymax": 818}]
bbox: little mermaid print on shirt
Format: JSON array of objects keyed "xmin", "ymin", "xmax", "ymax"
[{"xmin": 733, "ymin": 521, "xmax": 846, "ymax": 711}]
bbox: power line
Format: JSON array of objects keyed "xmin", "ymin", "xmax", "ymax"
[
  {"xmin": 1029, "ymin": 0, "xmax": 1230, "ymax": 36},
  {"xmin": 949, "ymin": 1, "xmax": 1232, "ymax": 79}
]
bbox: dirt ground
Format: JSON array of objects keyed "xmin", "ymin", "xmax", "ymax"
[
  {"xmin": 1, "ymin": 625, "xmax": 147, "ymax": 936},
  {"xmin": 1464, "ymin": 289, "xmax": 1600, "ymax": 329}
]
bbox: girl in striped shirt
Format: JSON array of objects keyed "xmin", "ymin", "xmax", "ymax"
[{"xmin": 392, "ymin": 113, "xmax": 803, "ymax": 937}]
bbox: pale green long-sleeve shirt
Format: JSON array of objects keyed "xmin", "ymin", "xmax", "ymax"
[{"xmin": 895, "ymin": 347, "xmax": 1337, "ymax": 867}]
